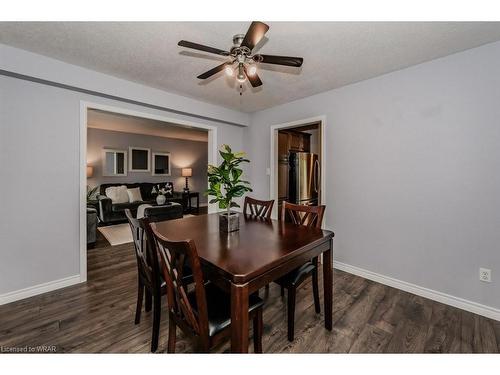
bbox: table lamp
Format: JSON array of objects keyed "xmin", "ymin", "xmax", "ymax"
[
  {"xmin": 86, "ymin": 165, "xmax": 94, "ymax": 178},
  {"xmin": 182, "ymin": 168, "xmax": 192, "ymax": 193}
]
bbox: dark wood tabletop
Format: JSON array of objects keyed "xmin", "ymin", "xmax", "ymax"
[
  {"xmin": 153, "ymin": 212, "xmax": 335, "ymax": 352},
  {"xmin": 153, "ymin": 213, "xmax": 333, "ymax": 283}
]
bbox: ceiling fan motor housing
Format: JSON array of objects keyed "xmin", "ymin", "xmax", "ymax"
[
  {"xmin": 231, "ymin": 34, "xmax": 252, "ymax": 57},
  {"xmin": 232, "ymin": 34, "xmax": 245, "ymax": 47}
]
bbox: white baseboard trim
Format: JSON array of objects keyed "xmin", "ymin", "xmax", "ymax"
[
  {"xmin": 0, "ymin": 274, "xmax": 82, "ymax": 306},
  {"xmin": 334, "ymin": 261, "xmax": 500, "ymax": 321}
]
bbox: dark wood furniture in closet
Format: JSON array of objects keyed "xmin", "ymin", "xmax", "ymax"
[{"xmin": 279, "ymin": 130, "xmax": 311, "ymax": 153}]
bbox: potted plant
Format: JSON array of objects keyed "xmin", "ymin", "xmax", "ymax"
[
  {"xmin": 86, "ymin": 185, "xmax": 99, "ymax": 202},
  {"xmin": 206, "ymin": 144, "xmax": 252, "ymax": 232}
]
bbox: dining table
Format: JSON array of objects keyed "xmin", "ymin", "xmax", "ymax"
[{"xmin": 153, "ymin": 212, "xmax": 335, "ymax": 353}]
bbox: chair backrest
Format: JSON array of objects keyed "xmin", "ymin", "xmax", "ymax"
[
  {"xmin": 125, "ymin": 209, "xmax": 159, "ymax": 287},
  {"xmin": 243, "ymin": 196, "xmax": 274, "ymax": 219},
  {"xmin": 281, "ymin": 201, "xmax": 325, "ymax": 229},
  {"xmin": 149, "ymin": 223, "xmax": 209, "ymax": 337}
]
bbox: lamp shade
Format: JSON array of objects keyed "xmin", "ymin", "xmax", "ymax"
[
  {"xmin": 182, "ymin": 168, "xmax": 192, "ymax": 177},
  {"xmin": 86, "ymin": 165, "xmax": 94, "ymax": 178}
]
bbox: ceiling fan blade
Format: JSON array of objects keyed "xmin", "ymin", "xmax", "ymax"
[
  {"xmin": 254, "ymin": 54, "xmax": 303, "ymax": 67},
  {"xmin": 244, "ymin": 66, "xmax": 263, "ymax": 87},
  {"xmin": 240, "ymin": 21, "xmax": 269, "ymax": 51},
  {"xmin": 197, "ymin": 62, "xmax": 230, "ymax": 79},
  {"xmin": 178, "ymin": 40, "xmax": 230, "ymax": 56}
]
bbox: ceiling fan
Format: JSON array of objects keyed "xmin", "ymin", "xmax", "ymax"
[{"xmin": 177, "ymin": 21, "xmax": 303, "ymax": 91}]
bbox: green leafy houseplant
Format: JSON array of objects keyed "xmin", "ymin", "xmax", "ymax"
[
  {"xmin": 206, "ymin": 144, "xmax": 252, "ymax": 230},
  {"xmin": 87, "ymin": 185, "xmax": 99, "ymax": 202}
]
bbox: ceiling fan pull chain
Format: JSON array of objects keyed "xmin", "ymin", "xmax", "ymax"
[{"xmin": 240, "ymin": 84, "xmax": 243, "ymax": 96}]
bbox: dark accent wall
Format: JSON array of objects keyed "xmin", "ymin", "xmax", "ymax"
[{"xmin": 87, "ymin": 128, "xmax": 208, "ymax": 203}]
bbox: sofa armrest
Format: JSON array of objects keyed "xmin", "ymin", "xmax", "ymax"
[{"xmin": 97, "ymin": 194, "xmax": 112, "ymax": 222}]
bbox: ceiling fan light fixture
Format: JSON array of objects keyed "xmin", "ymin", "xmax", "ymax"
[
  {"xmin": 237, "ymin": 73, "xmax": 246, "ymax": 83},
  {"xmin": 237, "ymin": 64, "xmax": 246, "ymax": 83},
  {"xmin": 224, "ymin": 65, "xmax": 234, "ymax": 76},
  {"xmin": 247, "ymin": 65, "xmax": 257, "ymax": 76}
]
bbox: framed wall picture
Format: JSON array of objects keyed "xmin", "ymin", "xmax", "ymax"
[
  {"xmin": 102, "ymin": 148, "xmax": 127, "ymax": 176},
  {"xmin": 129, "ymin": 147, "xmax": 150, "ymax": 172},
  {"xmin": 152, "ymin": 152, "xmax": 171, "ymax": 176}
]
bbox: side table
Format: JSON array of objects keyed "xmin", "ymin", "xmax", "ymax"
[{"xmin": 183, "ymin": 191, "xmax": 199, "ymax": 214}]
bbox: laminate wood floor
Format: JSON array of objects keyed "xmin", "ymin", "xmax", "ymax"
[{"xmin": 1, "ymin": 237, "xmax": 499, "ymax": 353}]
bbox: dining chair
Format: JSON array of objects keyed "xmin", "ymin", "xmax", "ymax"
[
  {"xmin": 149, "ymin": 222, "xmax": 265, "ymax": 353},
  {"xmin": 243, "ymin": 196, "xmax": 275, "ymax": 295},
  {"xmin": 277, "ymin": 201, "xmax": 326, "ymax": 341},
  {"xmin": 125, "ymin": 209, "xmax": 192, "ymax": 352},
  {"xmin": 243, "ymin": 196, "xmax": 274, "ymax": 219}
]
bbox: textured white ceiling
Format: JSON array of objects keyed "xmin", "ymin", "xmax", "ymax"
[
  {"xmin": 87, "ymin": 109, "xmax": 208, "ymax": 142},
  {"xmin": 1, "ymin": 22, "xmax": 500, "ymax": 112}
]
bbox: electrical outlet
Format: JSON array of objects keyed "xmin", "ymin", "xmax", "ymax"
[{"xmin": 479, "ymin": 268, "xmax": 492, "ymax": 283}]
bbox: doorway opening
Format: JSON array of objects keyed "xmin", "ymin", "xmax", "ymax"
[
  {"xmin": 80, "ymin": 101, "xmax": 217, "ymax": 282},
  {"xmin": 269, "ymin": 116, "xmax": 326, "ymax": 222}
]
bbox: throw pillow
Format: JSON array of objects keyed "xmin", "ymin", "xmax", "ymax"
[
  {"xmin": 105, "ymin": 185, "xmax": 129, "ymax": 204},
  {"xmin": 127, "ymin": 187, "xmax": 143, "ymax": 203}
]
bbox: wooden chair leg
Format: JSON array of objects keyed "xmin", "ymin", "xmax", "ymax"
[
  {"xmin": 196, "ymin": 338, "xmax": 210, "ymax": 353},
  {"xmin": 287, "ymin": 286, "xmax": 296, "ymax": 342},
  {"xmin": 145, "ymin": 289, "xmax": 152, "ymax": 312},
  {"xmin": 264, "ymin": 284, "xmax": 270, "ymax": 298},
  {"xmin": 312, "ymin": 257, "xmax": 321, "ymax": 314},
  {"xmin": 151, "ymin": 292, "xmax": 161, "ymax": 352},
  {"xmin": 167, "ymin": 315, "xmax": 177, "ymax": 353},
  {"xmin": 135, "ymin": 281, "xmax": 144, "ymax": 324},
  {"xmin": 253, "ymin": 308, "xmax": 263, "ymax": 353}
]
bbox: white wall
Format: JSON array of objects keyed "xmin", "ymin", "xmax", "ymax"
[
  {"xmin": 0, "ymin": 44, "xmax": 249, "ymax": 127},
  {"xmin": 247, "ymin": 41, "xmax": 500, "ymax": 314},
  {"xmin": 0, "ymin": 45, "xmax": 245, "ymax": 302}
]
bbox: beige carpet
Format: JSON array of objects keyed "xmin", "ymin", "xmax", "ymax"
[
  {"xmin": 98, "ymin": 224, "xmax": 132, "ymax": 246},
  {"xmin": 97, "ymin": 214, "xmax": 197, "ymax": 246}
]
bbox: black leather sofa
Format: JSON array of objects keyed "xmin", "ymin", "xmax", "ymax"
[{"xmin": 97, "ymin": 182, "xmax": 184, "ymax": 225}]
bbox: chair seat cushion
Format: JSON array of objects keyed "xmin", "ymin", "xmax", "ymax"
[
  {"xmin": 275, "ymin": 261, "xmax": 316, "ymax": 287},
  {"xmin": 188, "ymin": 283, "xmax": 264, "ymax": 337}
]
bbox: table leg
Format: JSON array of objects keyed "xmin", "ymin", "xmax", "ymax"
[
  {"xmin": 231, "ymin": 282, "xmax": 249, "ymax": 353},
  {"xmin": 323, "ymin": 242, "xmax": 333, "ymax": 330}
]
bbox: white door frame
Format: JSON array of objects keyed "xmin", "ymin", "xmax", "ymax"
[
  {"xmin": 269, "ymin": 115, "xmax": 327, "ymax": 223},
  {"xmin": 79, "ymin": 101, "xmax": 218, "ymax": 282}
]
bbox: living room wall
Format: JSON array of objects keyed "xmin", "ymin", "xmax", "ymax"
[{"xmin": 87, "ymin": 128, "xmax": 208, "ymax": 203}]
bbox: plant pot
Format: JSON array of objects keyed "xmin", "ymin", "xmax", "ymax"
[
  {"xmin": 156, "ymin": 195, "xmax": 166, "ymax": 205},
  {"xmin": 219, "ymin": 211, "xmax": 240, "ymax": 232}
]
